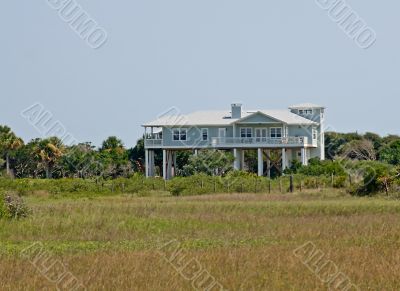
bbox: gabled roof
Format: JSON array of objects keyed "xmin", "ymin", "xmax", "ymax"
[
  {"xmin": 259, "ymin": 110, "xmax": 317, "ymax": 125},
  {"xmin": 289, "ymin": 103, "xmax": 325, "ymax": 109},
  {"xmin": 235, "ymin": 111, "xmax": 282, "ymax": 124},
  {"xmin": 143, "ymin": 109, "xmax": 318, "ymax": 127}
]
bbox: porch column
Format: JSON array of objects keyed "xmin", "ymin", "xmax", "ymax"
[
  {"xmin": 266, "ymin": 149, "xmax": 271, "ymax": 178},
  {"xmin": 163, "ymin": 149, "xmax": 167, "ymax": 180},
  {"xmin": 233, "ymin": 148, "xmax": 240, "ymax": 170},
  {"xmin": 167, "ymin": 151, "xmax": 173, "ymax": 179},
  {"xmin": 148, "ymin": 150, "xmax": 155, "ymax": 177},
  {"xmin": 172, "ymin": 151, "xmax": 177, "ymax": 178},
  {"xmin": 301, "ymin": 148, "xmax": 308, "ymax": 166},
  {"xmin": 257, "ymin": 148, "xmax": 263, "ymax": 176},
  {"xmin": 145, "ymin": 149, "xmax": 149, "ymax": 178},
  {"xmin": 286, "ymin": 149, "xmax": 292, "ymax": 170},
  {"xmin": 282, "ymin": 148, "xmax": 287, "ymax": 174}
]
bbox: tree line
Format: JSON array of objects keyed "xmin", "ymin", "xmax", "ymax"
[{"xmin": 1, "ymin": 125, "xmax": 400, "ymax": 181}]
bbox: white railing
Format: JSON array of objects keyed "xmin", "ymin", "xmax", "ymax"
[
  {"xmin": 145, "ymin": 136, "xmax": 314, "ymax": 148},
  {"xmin": 211, "ymin": 136, "xmax": 309, "ymax": 147},
  {"xmin": 145, "ymin": 139, "xmax": 162, "ymax": 147}
]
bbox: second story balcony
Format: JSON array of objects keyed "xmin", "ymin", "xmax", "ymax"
[
  {"xmin": 145, "ymin": 136, "xmax": 317, "ymax": 149},
  {"xmin": 210, "ymin": 136, "xmax": 313, "ymax": 148}
]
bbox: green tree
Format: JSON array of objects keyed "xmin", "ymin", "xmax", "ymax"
[
  {"xmin": 182, "ymin": 150, "xmax": 234, "ymax": 176},
  {"xmin": 62, "ymin": 142, "xmax": 98, "ymax": 178},
  {"xmin": 0, "ymin": 126, "xmax": 24, "ymax": 177},
  {"xmin": 100, "ymin": 136, "xmax": 131, "ymax": 178},
  {"xmin": 364, "ymin": 132, "xmax": 383, "ymax": 151},
  {"xmin": 13, "ymin": 139, "xmax": 43, "ymax": 178},
  {"xmin": 379, "ymin": 140, "xmax": 400, "ymax": 165},
  {"xmin": 36, "ymin": 137, "xmax": 64, "ymax": 179}
]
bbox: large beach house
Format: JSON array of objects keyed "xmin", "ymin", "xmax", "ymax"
[{"xmin": 142, "ymin": 103, "xmax": 325, "ymax": 179}]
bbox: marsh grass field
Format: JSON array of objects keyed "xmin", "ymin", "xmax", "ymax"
[{"xmin": 1, "ymin": 189, "xmax": 400, "ymax": 290}]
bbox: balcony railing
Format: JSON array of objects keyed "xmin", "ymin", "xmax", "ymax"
[
  {"xmin": 145, "ymin": 139, "xmax": 162, "ymax": 147},
  {"xmin": 145, "ymin": 136, "xmax": 314, "ymax": 148},
  {"xmin": 211, "ymin": 136, "xmax": 309, "ymax": 147}
]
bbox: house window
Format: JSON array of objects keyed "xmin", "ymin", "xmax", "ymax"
[
  {"xmin": 173, "ymin": 129, "xmax": 180, "ymax": 141},
  {"xmin": 180, "ymin": 129, "xmax": 187, "ymax": 141},
  {"xmin": 312, "ymin": 128, "xmax": 318, "ymax": 140},
  {"xmin": 201, "ymin": 128, "xmax": 208, "ymax": 141},
  {"xmin": 240, "ymin": 128, "xmax": 252, "ymax": 138},
  {"xmin": 270, "ymin": 127, "xmax": 282, "ymax": 138},
  {"xmin": 299, "ymin": 109, "xmax": 313, "ymax": 115},
  {"xmin": 172, "ymin": 128, "xmax": 187, "ymax": 141}
]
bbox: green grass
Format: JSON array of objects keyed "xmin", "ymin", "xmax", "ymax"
[{"xmin": 1, "ymin": 189, "xmax": 400, "ymax": 290}]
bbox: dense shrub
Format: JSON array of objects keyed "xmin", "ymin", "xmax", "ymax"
[
  {"xmin": 298, "ymin": 158, "xmax": 347, "ymax": 176},
  {"xmin": 0, "ymin": 193, "xmax": 29, "ymax": 219},
  {"xmin": 348, "ymin": 161, "xmax": 395, "ymax": 195}
]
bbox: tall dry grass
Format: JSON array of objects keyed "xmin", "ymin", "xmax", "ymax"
[{"xmin": 1, "ymin": 190, "xmax": 400, "ymax": 290}]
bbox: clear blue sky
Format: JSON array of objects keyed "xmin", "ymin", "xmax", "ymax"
[{"xmin": 0, "ymin": 1, "xmax": 398, "ymax": 147}]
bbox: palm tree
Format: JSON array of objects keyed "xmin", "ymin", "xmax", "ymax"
[
  {"xmin": 100, "ymin": 136, "xmax": 131, "ymax": 178},
  {"xmin": 0, "ymin": 126, "xmax": 24, "ymax": 177},
  {"xmin": 36, "ymin": 137, "xmax": 64, "ymax": 179}
]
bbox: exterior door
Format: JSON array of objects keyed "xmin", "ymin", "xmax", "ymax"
[
  {"xmin": 218, "ymin": 128, "xmax": 226, "ymax": 143},
  {"xmin": 255, "ymin": 128, "xmax": 267, "ymax": 142}
]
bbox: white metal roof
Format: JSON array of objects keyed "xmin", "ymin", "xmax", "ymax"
[
  {"xmin": 289, "ymin": 103, "xmax": 325, "ymax": 109},
  {"xmin": 143, "ymin": 109, "xmax": 318, "ymax": 127}
]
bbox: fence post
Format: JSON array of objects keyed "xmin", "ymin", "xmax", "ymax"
[
  {"xmin": 214, "ymin": 178, "xmax": 216, "ymax": 193},
  {"xmin": 279, "ymin": 178, "xmax": 283, "ymax": 193},
  {"xmin": 331, "ymin": 173, "xmax": 334, "ymax": 188},
  {"xmin": 254, "ymin": 179, "xmax": 257, "ymax": 193},
  {"xmin": 268, "ymin": 180, "xmax": 271, "ymax": 194},
  {"xmin": 290, "ymin": 175, "xmax": 294, "ymax": 193}
]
